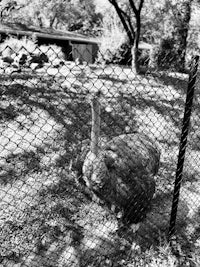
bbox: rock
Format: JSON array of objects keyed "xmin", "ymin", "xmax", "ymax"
[
  {"xmin": 12, "ymin": 63, "xmax": 19, "ymax": 69},
  {"xmin": 19, "ymin": 53, "xmax": 28, "ymax": 65},
  {"xmin": 30, "ymin": 63, "xmax": 41, "ymax": 70},
  {"xmin": 51, "ymin": 58, "xmax": 65, "ymax": 68},
  {"xmin": 29, "ymin": 52, "xmax": 48, "ymax": 64},
  {"xmin": 2, "ymin": 56, "xmax": 14, "ymax": 64},
  {"xmin": 47, "ymin": 68, "xmax": 59, "ymax": 75},
  {"xmin": 59, "ymin": 60, "xmax": 65, "ymax": 66},
  {"xmin": 0, "ymin": 58, "xmax": 4, "ymax": 68},
  {"xmin": 40, "ymin": 52, "xmax": 49, "ymax": 63}
]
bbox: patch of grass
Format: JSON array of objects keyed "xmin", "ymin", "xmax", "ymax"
[
  {"xmin": 0, "ymin": 168, "xmax": 87, "ymax": 265},
  {"xmin": 0, "ymin": 60, "xmax": 200, "ymax": 266}
]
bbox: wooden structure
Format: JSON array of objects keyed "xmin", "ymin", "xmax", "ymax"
[{"xmin": 0, "ymin": 23, "xmax": 100, "ymax": 63}]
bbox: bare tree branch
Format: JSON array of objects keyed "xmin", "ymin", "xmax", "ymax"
[
  {"xmin": 138, "ymin": 0, "xmax": 145, "ymax": 12},
  {"xmin": 128, "ymin": 0, "xmax": 144, "ymax": 14},
  {"xmin": 109, "ymin": 0, "xmax": 134, "ymax": 43},
  {"xmin": 0, "ymin": 1, "xmax": 26, "ymax": 21},
  {"xmin": 128, "ymin": 0, "xmax": 138, "ymax": 14},
  {"xmin": 109, "ymin": 0, "xmax": 145, "ymax": 73},
  {"xmin": 120, "ymin": 8, "xmax": 135, "ymax": 39}
]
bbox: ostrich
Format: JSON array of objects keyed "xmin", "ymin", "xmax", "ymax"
[{"xmin": 75, "ymin": 90, "xmax": 160, "ymax": 233}]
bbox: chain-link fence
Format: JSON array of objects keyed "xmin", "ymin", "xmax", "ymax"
[{"xmin": 0, "ymin": 40, "xmax": 200, "ymax": 266}]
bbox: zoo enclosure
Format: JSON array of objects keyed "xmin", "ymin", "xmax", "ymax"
[{"xmin": 0, "ymin": 44, "xmax": 200, "ymax": 266}]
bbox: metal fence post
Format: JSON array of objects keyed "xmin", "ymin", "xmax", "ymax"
[{"xmin": 168, "ymin": 55, "xmax": 199, "ymax": 240}]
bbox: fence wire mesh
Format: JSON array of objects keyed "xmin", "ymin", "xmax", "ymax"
[{"xmin": 0, "ymin": 41, "xmax": 200, "ymax": 266}]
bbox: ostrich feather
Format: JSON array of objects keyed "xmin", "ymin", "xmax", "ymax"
[
  {"xmin": 74, "ymin": 91, "xmax": 160, "ymax": 230},
  {"xmin": 82, "ymin": 133, "xmax": 160, "ymax": 225}
]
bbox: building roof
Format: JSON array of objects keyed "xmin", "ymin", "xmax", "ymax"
[{"xmin": 0, "ymin": 23, "xmax": 100, "ymax": 44}]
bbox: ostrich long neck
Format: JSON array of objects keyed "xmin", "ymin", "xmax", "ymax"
[{"xmin": 91, "ymin": 97, "xmax": 100, "ymax": 156}]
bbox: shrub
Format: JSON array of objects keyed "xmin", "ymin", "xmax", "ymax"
[
  {"xmin": 149, "ymin": 38, "xmax": 174, "ymax": 70},
  {"xmin": 0, "ymin": 36, "xmax": 37, "ymax": 57},
  {"xmin": 149, "ymin": 38, "xmax": 186, "ymax": 71},
  {"xmin": 111, "ymin": 42, "xmax": 132, "ymax": 65},
  {"xmin": 97, "ymin": 9, "xmax": 127, "ymax": 64},
  {"xmin": 38, "ymin": 45, "xmax": 65, "ymax": 63},
  {"xmin": 98, "ymin": 33, "xmax": 128, "ymax": 64}
]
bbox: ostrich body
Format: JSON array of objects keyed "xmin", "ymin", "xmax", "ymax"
[{"xmin": 80, "ymin": 92, "xmax": 160, "ymax": 231}]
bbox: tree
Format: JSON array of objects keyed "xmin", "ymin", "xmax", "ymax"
[
  {"xmin": 169, "ymin": 0, "xmax": 193, "ymax": 71},
  {"xmin": 141, "ymin": 0, "xmax": 193, "ymax": 71},
  {"xmin": 0, "ymin": 0, "xmax": 101, "ymax": 36},
  {"xmin": 94, "ymin": 1, "xmax": 127, "ymax": 64},
  {"xmin": 0, "ymin": 0, "xmax": 26, "ymax": 22},
  {"xmin": 108, "ymin": 0, "xmax": 145, "ymax": 73},
  {"xmin": 66, "ymin": 0, "xmax": 102, "ymax": 35},
  {"xmin": 16, "ymin": 0, "xmax": 71, "ymax": 29}
]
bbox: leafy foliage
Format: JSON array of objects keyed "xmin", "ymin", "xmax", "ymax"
[
  {"xmin": 142, "ymin": 0, "xmax": 194, "ymax": 71},
  {"xmin": 1, "ymin": 0, "xmax": 200, "ymax": 71},
  {"xmin": 0, "ymin": 0, "xmax": 102, "ymax": 36},
  {"xmin": 0, "ymin": 36, "xmax": 37, "ymax": 57},
  {"xmin": 97, "ymin": 6, "xmax": 128, "ymax": 64}
]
